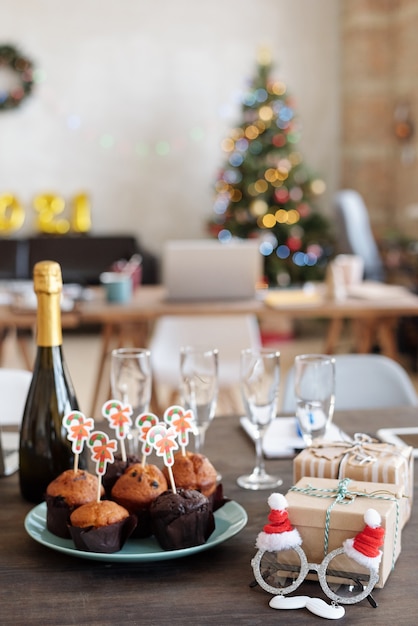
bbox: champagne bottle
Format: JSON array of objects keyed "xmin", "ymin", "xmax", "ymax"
[{"xmin": 19, "ymin": 260, "xmax": 87, "ymax": 503}]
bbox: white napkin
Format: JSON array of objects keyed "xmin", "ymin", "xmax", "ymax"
[
  {"xmin": 347, "ymin": 281, "xmax": 410, "ymax": 300},
  {"xmin": 240, "ymin": 416, "xmax": 346, "ymax": 458}
]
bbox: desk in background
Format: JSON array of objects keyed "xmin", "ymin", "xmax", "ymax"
[
  {"xmin": 79, "ymin": 284, "xmax": 418, "ymax": 416},
  {"xmin": 2, "ymin": 283, "xmax": 418, "ymax": 415}
]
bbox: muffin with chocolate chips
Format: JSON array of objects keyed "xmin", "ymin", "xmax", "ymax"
[
  {"xmin": 46, "ymin": 469, "xmax": 104, "ymax": 539},
  {"xmin": 111, "ymin": 463, "xmax": 167, "ymax": 537},
  {"xmin": 102, "ymin": 452, "xmax": 141, "ymax": 498}
]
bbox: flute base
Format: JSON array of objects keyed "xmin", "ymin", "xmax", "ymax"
[{"xmin": 237, "ymin": 471, "xmax": 283, "ymax": 491}]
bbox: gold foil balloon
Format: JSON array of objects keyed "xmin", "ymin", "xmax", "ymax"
[
  {"xmin": 0, "ymin": 193, "xmax": 25, "ymax": 233},
  {"xmin": 33, "ymin": 193, "xmax": 70, "ymax": 234},
  {"xmin": 71, "ymin": 192, "xmax": 92, "ymax": 233}
]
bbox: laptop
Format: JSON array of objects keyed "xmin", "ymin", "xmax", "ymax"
[{"xmin": 162, "ymin": 239, "xmax": 262, "ymax": 301}]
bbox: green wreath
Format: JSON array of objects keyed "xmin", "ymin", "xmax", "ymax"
[{"xmin": 0, "ymin": 44, "xmax": 34, "ymax": 111}]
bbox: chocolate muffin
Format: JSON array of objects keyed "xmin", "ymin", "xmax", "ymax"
[
  {"xmin": 150, "ymin": 488, "xmax": 215, "ymax": 551},
  {"xmin": 69, "ymin": 500, "xmax": 137, "ymax": 553},
  {"xmin": 163, "ymin": 451, "xmax": 218, "ymax": 497},
  {"xmin": 111, "ymin": 463, "xmax": 168, "ymax": 537},
  {"xmin": 46, "ymin": 469, "xmax": 103, "ymax": 538}
]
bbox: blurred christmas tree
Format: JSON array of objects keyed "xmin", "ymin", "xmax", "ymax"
[{"xmin": 208, "ymin": 51, "xmax": 334, "ymax": 287}]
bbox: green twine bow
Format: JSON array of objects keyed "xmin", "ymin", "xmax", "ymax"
[{"xmin": 289, "ymin": 478, "xmax": 400, "ymax": 570}]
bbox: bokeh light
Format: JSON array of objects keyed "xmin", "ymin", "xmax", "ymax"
[
  {"xmin": 255, "ymin": 88, "xmax": 268, "ymax": 102},
  {"xmin": 250, "ymin": 199, "xmax": 268, "ymax": 216},
  {"xmin": 214, "ymin": 196, "xmax": 229, "ymax": 215},
  {"xmin": 156, "ymin": 141, "xmax": 170, "ymax": 156},
  {"xmin": 276, "ymin": 245, "xmax": 290, "ymax": 259},
  {"xmin": 262, "ymin": 213, "xmax": 276, "ymax": 228},
  {"xmin": 229, "ymin": 152, "xmax": 244, "ymax": 166},
  {"xmin": 259, "ymin": 240, "xmax": 274, "ymax": 255},
  {"xmin": 271, "ymin": 81, "xmax": 286, "ymax": 96},
  {"xmin": 244, "ymin": 125, "xmax": 259, "ymax": 140},
  {"xmin": 254, "ymin": 179, "xmax": 268, "ymax": 194},
  {"xmin": 218, "ymin": 229, "xmax": 232, "ymax": 243},
  {"xmin": 248, "ymin": 140, "xmax": 263, "ymax": 155},
  {"xmin": 311, "ymin": 178, "xmax": 326, "ymax": 195},
  {"xmin": 259, "ymin": 105, "xmax": 274, "ymax": 122},
  {"xmin": 221, "ymin": 138, "xmax": 235, "ymax": 153}
]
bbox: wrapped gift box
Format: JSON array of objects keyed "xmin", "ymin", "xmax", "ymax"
[
  {"xmin": 293, "ymin": 436, "xmax": 413, "ymax": 526},
  {"xmin": 286, "ymin": 477, "xmax": 403, "ymax": 588}
]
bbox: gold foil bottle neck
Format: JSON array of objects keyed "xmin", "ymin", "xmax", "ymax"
[
  {"xmin": 33, "ymin": 260, "xmax": 63, "ymax": 347},
  {"xmin": 33, "ymin": 260, "xmax": 63, "ymax": 295}
]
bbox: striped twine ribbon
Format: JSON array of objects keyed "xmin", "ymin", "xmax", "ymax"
[{"xmin": 289, "ymin": 477, "xmax": 400, "ymax": 569}]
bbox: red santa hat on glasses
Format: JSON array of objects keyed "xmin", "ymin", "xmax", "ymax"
[
  {"xmin": 343, "ymin": 508, "xmax": 385, "ymax": 571},
  {"xmin": 256, "ymin": 493, "xmax": 302, "ymax": 552}
]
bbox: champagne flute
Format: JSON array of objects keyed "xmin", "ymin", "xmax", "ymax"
[
  {"xmin": 294, "ymin": 354, "xmax": 336, "ymax": 446},
  {"xmin": 237, "ymin": 348, "xmax": 282, "ymax": 490},
  {"xmin": 110, "ymin": 347, "xmax": 152, "ymax": 454},
  {"xmin": 179, "ymin": 346, "xmax": 218, "ymax": 454}
]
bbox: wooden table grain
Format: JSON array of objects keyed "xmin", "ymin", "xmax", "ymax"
[{"xmin": 1, "ymin": 408, "xmax": 417, "ymax": 625}]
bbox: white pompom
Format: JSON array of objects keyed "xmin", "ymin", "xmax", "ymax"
[
  {"xmin": 268, "ymin": 493, "xmax": 288, "ymax": 511},
  {"xmin": 364, "ymin": 508, "xmax": 381, "ymax": 528}
]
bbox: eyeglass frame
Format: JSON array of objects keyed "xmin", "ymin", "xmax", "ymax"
[{"xmin": 251, "ymin": 542, "xmax": 379, "ymax": 605}]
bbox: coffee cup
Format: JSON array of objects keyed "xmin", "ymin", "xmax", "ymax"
[{"xmin": 100, "ymin": 272, "xmax": 132, "ymax": 303}]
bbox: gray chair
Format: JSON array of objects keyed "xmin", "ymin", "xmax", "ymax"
[
  {"xmin": 281, "ymin": 353, "xmax": 418, "ymax": 413},
  {"xmin": 334, "ymin": 189, "xmax": 385, "ymax": 281}
]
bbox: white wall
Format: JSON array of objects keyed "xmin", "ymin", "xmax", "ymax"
[{"xmin": 0, "ymin": 0, "xmax": 341, "ymax": 257}]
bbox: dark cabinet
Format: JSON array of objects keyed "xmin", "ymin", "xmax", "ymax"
[{"xmin": 0, "ymin": 235, "xmax": 159, "ymax": 285}]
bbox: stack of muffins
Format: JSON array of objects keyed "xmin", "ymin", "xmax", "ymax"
[{"xmin": 45, "ymin": 406, "xmax": 223, "ymax": 554}]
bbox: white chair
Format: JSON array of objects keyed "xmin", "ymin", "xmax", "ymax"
[
  {"xmin": 0, "ymin": 367, "xmax": 32, "ymax": 426},
  {"xmin": 0, "ymin": 368, "xmax": 32, "ymax": 476},
  {"xmin": 280, "ymin": 353, "xmax": 418, "ymax": 413},
  {"xmin": 149, "ymin": 314, "xmax": 262, "ymax": 413},
  {"xmin": 334, "ymin": 189, "xmax": 385, "ymax": 281}
]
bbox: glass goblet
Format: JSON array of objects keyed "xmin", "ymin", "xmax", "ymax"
[
  {"xmin": 179, "ymin": 346, "xmax": 218, "ymax": 454},
  {"xmin": 294, "ymin": 353, "xmax": 336, "ymax": 446},
  {"xmin": 237, "ymin": 347, "xmax": 282, "ymax": 490},
  {"xmin": 110, "ymin": 347, "xmax": 152, "ymax": 454}
]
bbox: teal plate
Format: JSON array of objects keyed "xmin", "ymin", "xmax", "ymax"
[{"xmin": 24, "ymin": 500, "xmax": 247, "ymax": 563}]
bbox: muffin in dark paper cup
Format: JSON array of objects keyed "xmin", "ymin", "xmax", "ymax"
[
  {"xmin": 150, "ymin": 488, "xmax": 215, "ymax": 551},
  {"xmin": 46, "ymin": 469, "xmax": 103, "ymax": 539},
  {"xmin": 111, "ymin": 463, "xmax": 168, "ymax": 538},
  {"xmin": 102, "ymin": 453, "xmax": 141, "ymax": 498},
  {"xmin": 163, "ymin": 451, "xmax": 218, "ymax": 497},
  {"xmin": 209, "ymin": 482, "xmax": 229, "ymax": 512},
  {"xmin": 69, "ymin": 500, "xmax": 137, "ymax": 553}
]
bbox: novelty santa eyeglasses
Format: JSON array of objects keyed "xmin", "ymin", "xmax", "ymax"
[{"xmin": 251, "ymin": 493, "xmax": 384, "ymax": 620}]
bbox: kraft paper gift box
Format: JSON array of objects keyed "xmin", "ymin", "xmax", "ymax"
[
  {"xmin": 286, "ymin": 477, "xmax": 403, "ymax": 588},
  {"xmin": 293, "ymin": 436, "xmax": 413, "ymax": 527}
]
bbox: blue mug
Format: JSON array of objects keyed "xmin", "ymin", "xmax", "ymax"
[{"xmin": 100, "ymin": 272, "xmax": 132, "ymax": 303}]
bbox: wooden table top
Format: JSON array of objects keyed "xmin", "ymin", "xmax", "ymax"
[
  {"xmin": 78, "ymin": 284, "xmax": 418, "ymax": 324},
  {"xmin": 1, "ymin": 408, "xmax": 417, "ymax": 625},
  {"xmin": 2, "ymin": 283, "xmax": 418, "ymax": 329}
]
